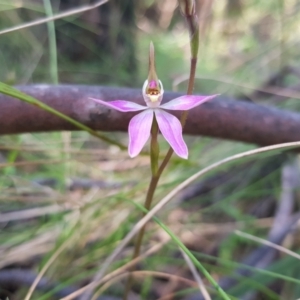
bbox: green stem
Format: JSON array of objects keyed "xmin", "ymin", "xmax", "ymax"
[
  {"xmin": 130, "ymin": 175, "xmax": 159, "ymax": 259},
  {"xmin": 150, "ymin": 116, "xmax": 159, "ymax": 175},
  {"xmin": 43, "ymin": 0, "xmax": 58, "ymax": 84},
  {"xmin": 123, "ymin": 175, "xmax": 159, "ymax": 300},
  {"xmin": 133, "ymin": 117, "xmax": 159, "ymax": 256},
  {"xmin": 123, "ymin": 116, "xmax": 160, "ymax": 300},
  {"xmin": 182, "ymin": 57, "xmax": 198, "ymax": 120},
  {"xmin": 156, "ymin": 56, "xmax": 198, "ymax": 178}
]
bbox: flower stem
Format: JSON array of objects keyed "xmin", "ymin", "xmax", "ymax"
[
  {"xmin": 157, "ymin": 56, "xmax": 198, "ymax": 176},
  {"xmin": 150, "ymin": 116, "xmax": 159, "ymax": 175},
  {"xmin": 123, "ymin": 177, "xmax": 160, "ymax": 299},
  {"xmin": 130, "ymin": 174, "xmax": 159, "ymax": 258},
  {"xmin": 154, "ymin": 6, "xmax": 199, "ymax": 173},
  {"xmin": 123, "ymin": 117, "xmax": 160, "ymax": 300},
  {"xmin": 180, "ymin": 56, "xmax": 198, "ymax": 126}
]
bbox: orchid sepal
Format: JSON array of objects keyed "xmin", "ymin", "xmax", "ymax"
[
  {"xmin": 128, "ymin": 109, "xmax": 154, "ymax": 158},
  {"xmin": 90, "ymin": 98, "xmax": 147, "ymax": 112},
  {"xmin": 154, "ymin": 109, "xmax": 188, "ymax": 159},
  {"xmin": 160, "ymin": 94, "xmax": 219, "ymax": 111}
]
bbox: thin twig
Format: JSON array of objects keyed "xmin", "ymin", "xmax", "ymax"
[
  {"xmin": 24, "ymin": 233, "xmax": 75, "ymax": 300},
  {"xmin": 0, "ymin": 205, "xmax": 66, "ymax": 223},
  {"xmin": 63, "ymin": 241, "xmax": 169, "ymax": 300},
  {"xmin": 92, "ymin": 270, "xmax": 197, "ymax": 300},
  {"xmin": 180, "ymin": 248, "xmax": 212, "ymax": 300},
  {"xmin": 0, "ymin": 0, "xmax": 109, "ymax": 35},
  {"xmin": 235, "ymin": 230, "xmax": 300, "ymax": 261}
]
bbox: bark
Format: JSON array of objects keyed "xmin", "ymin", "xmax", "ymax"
[{"xmin": 1, "ymin": 84, "xmax": 300, "ymax": 147}]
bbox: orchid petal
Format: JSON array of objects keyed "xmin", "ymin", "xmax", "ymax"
[
  {"xmin": 90, "ymin": 98, "xmax": 147, "ymax": 112},
  {"xmin": 159, "ymin": 94, "xmax": 218, "ymax": 111},
  {"xmin": 128, "ymin": 109, "xmax": 154, "ymax": 157},
  {"xmin": 155, "ymin": 109, "xmax": 188, "ymax": 159}
]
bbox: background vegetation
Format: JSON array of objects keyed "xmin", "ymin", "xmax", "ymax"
[{"xmin": 1, "ymin": 0, "xmax": 300, "ymax": 299}]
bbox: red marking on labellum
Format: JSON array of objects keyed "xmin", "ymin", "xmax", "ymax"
[{"xmin": 149, "ymin": 80, "xmax": 158, "ymax": 89}]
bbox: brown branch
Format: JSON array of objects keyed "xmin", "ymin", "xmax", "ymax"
[{"xmin": 1, "ymin": 84, "xmax": 300, "ymax": 147}]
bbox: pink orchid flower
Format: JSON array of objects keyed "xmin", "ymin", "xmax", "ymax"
[{"xmin": 90, "ymin": 79, "xmax": 217, "ymax": 159}]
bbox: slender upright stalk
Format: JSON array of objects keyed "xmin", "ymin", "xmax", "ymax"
[
  {"xmin": 43, "ymin": 0, "xmax": 58, "ymax": 84},
  {"xmin": 158, "ymin": 56, "xmax": 198, "ymax": 173},
  {"xmin": 123, "ymin": 118, "xmax": 159, "ymax": 299},
  {"xmin": 150, "ymin": 117, "xmax": 159, "ymax": 175},
  {"xmin": 132, "ymin": 117, "xmax": 160, "ymax": 258},
  {"xmin": 156, "ymin": 0, "xmax": 200, "ymax": 174}
]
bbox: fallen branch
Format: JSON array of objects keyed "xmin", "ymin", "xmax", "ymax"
[{"xmin": 1, "ymin": 84, "xmax": 300, "ymax": 147}]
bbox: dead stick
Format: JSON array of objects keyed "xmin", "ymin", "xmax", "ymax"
[{"xmin": 1, "ymin": 84, "xmax": 300, "ymax": 147}]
